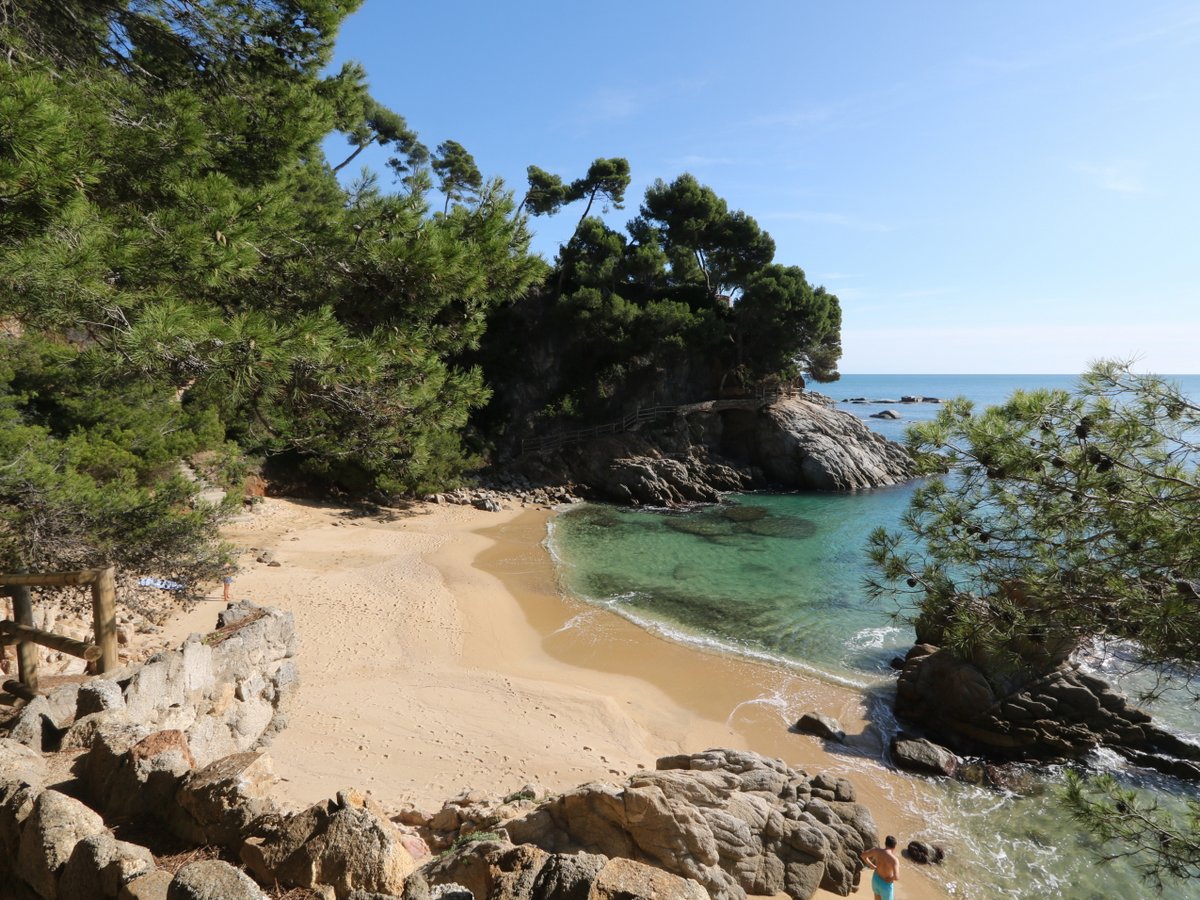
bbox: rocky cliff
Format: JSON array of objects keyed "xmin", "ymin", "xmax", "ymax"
[{"xmin": 515, "ymin": 396, "xmax": 915, "ymax": 506}]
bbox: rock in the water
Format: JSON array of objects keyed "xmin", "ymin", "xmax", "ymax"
[
  {"xmin": 870, "ymin": 410, "xmax": 901, "ymax": 419},
  {"xmin": 890, "ymin": 737, "xmax": 959, "ymax": 778},
  {"xmin": 904, "ymin": 840, "xmax": 945, "ymax": 865},
  {"xmin": 520, "ymin": 395, "xmax": 913, "ymax": 506},
  {"xmin": 894, "ymin": 645, "xmax": 1200, "ymax": 776},
  {"xmin": 754, "ymin": 398, "xmax": 915, "ymax": 491},
  {"xmin": 794, "ymin": 713, "xmax": 846, "ymax": 743},
  {"xmin": 167, "ymin": 860, "xmax": 265, "ymax": 899}
]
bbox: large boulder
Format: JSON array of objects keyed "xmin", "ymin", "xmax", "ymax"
[
  {"xmin": 793, "ymin": 714, "xmax": 846, "ymax": 744},
  {"xmin": 76, "ymin": 681, "xmax": 126, "ymax": 719},
  {"xmin": 0, "ymin": 738, "xmax": 49, "ymax": 791},
  {"xmin": 97, "ymin": 730, "xmax": 197, "ymax": 820},
  {"xmin": 17, "ymin": 790, "xmax": 108, "ymax": 899},
  {"xmin": 754, "ymin": 398, "xmax": 915, "ymax": 490},
  {"xmin": 118, "ymin": 602, "xmax": 299, "ymax": 767},
  {"xmin": 173, "ymin": 752, "xmax": 280, "ymax": 848},
  {"xmin": 167, "ymin": 860, "xmax": 265, "ymax": 900},
  {"xmin": 894, "ymin": 646, "xmax": 1200, "ymax": 777},
  {"xmin": 58, "ymin": 833, "xmax": 155, "ymax": 900},
  {"xmin": 503, "ymin": 749, "xmax": 873, "ymax": 900},
  {"xmin": 240, "ymin": 789, "xmax": 417, "ymax": 898},
  {"xmin": 889, "ymin": 738, "xmax": 959, "ymax": 778}
]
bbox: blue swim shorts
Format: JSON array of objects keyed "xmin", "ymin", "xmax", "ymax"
[{"xmin": 872, "ymin": 871, "xmax": 895, "ymax": 900}]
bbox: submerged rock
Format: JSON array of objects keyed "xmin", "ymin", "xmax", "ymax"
[
  {"xmin": 890, "ymin": 737, "xmax": 959, "ymax": 778},
  {"xmin": 794, "ymin": 713, "xmax": 847, "ymax": 744}
]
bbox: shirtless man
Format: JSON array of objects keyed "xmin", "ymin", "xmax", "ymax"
[{"xmin": 861, "ymin": 835, "xmax": 899, "ymax": 900}]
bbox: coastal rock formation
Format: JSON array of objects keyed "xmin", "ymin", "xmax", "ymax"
[
  {"xmin": 754, "ymin": 398, "xmax": 913, "ymax": 491},
  {"xmin": 496, "ymin": 749, "xmax": 875, "ymax": 900},
  {"xmin": 895, "ymin": 644, "xmax": 1200, "ymax": 778},
  {"xmin": 521, "ymin": 396, "xmax": 914, "ymax": 506}
]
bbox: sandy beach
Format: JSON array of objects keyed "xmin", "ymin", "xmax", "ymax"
[{"xmin": 163, "ymin": 497, "xmax": 948, "ymax": 899}]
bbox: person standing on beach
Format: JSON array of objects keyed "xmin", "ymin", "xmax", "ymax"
[
  {"xmin": 861, "ymin": 835, "xmax": 899, "ymax": 900},
  {"xmin": 222, "ymin": 569, "xmax": 234, "ymax": 603}
]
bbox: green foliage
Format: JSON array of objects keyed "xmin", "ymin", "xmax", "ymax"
[
  {"xmin": 1062, "ymin": 771, "xmax": 1200, "ymax": 892},
  {"xmin": 566, "ymin": 157, "xmax": 632, "ymax": 229},
  {"xmin": 0, "ymin": 336, "xmax": 231, "ymax": 584},
  {"xmin": 736, "ymin": 264, "xmax": 842, "ymax": 382},
  {"xmin": 866, "ymin": 361, "xmax": 1200, "ymax": 681},
  {"xmin": 639, "ymin": 174, "xmax": 775, "ymax": 301},
  {"xmin": 521, "ymin": 165, "xmax": 571, "ymax": 217},
  {"xmin": 1, "ymin": 0, "xmax": 540, "ymax": 578},
  {"xmin": 482, "ymin": 171, "xmax": 841, "ymax": 431},
  {"xmin": 868, "ymin": 361, "xmax": 1200, "ymax": 889},
  {"xmin": 432, "ymin": 140, "xmax": 483, "ymax": 213}
]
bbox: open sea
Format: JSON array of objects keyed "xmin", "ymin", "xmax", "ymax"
[{"xmin": 548, "ymin": 374, "xmax": 1200, "ymax": 900}]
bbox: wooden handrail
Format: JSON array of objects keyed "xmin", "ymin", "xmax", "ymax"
[
  {"xmin": 0, "ymin": 620, "xmax": 103, "ymax": 662},
  {"xmin": 1, "ymin": 564, "xmax": 119, "ymax": 697},
  {"xmin": 0, "ymin": 568, "xmax": 108, "ymax": 587}
]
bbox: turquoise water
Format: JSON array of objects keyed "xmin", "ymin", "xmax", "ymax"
[{"xmin": 548, "ymin": 373, "xmax": 1200, "ymax": 900}]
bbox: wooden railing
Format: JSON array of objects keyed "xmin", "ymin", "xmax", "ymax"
[
  {"xmin": 1, "ymin": 566, "xmax": 118, "ymax": 704},
  {"xmin": 520, "ymin": 385, "xmax": 827, "ymax": 455}
]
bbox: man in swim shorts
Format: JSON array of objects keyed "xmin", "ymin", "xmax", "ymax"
[{"xmin": 861, "ymin": 834, "xmax": 899, "ymax": 900}]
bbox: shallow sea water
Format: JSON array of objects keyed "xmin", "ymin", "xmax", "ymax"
[{"xmin": 548, "ymin": 374, "xmax": 1200, "ymax": 899}]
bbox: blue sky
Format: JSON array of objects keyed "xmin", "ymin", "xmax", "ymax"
[{"xmin": 325, "ymin": 1, "xmax": 1200, "ymax": 374}]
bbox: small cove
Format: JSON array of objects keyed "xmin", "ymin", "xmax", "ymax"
[{"xmin": 548, "ymin": 373, "xmax": 1200, "ymax": 899}]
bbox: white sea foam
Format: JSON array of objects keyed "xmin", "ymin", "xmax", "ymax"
[{"xmin": 844, "ymin": 624, "xmax": 905, "ymax": 650}]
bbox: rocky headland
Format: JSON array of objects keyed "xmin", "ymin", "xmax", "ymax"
[{"xmin": 512, "ymin": 395, "xmax": 916, "ymax": 507}]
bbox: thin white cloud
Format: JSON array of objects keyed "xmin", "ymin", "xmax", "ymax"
[
  {"xmin": 1102, "ymin": 7, "xmax": 1200, "ymax": 50},
  {"xmin": 581, "ymin": 87, "xmax": 641, "ymax": 123},
  {"xmin": 749, "ymin": 104, "xmax": 840, "ymax": 129},
  {"xmin": 1076, "ymin": 162, "xmax": 1145, "ymax": 195},
  {"xmin": 573, "ymin": 77, "xmax": 711, "ymax": 129}
]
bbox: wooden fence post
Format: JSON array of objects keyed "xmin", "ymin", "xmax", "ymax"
[
  {"xmin": 9, "ymin": 585, "xmax": 39, "ymax": 693},
  {"xmin": 90, "ymin": 565, "xmax": 118, "ymax": 674}
]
